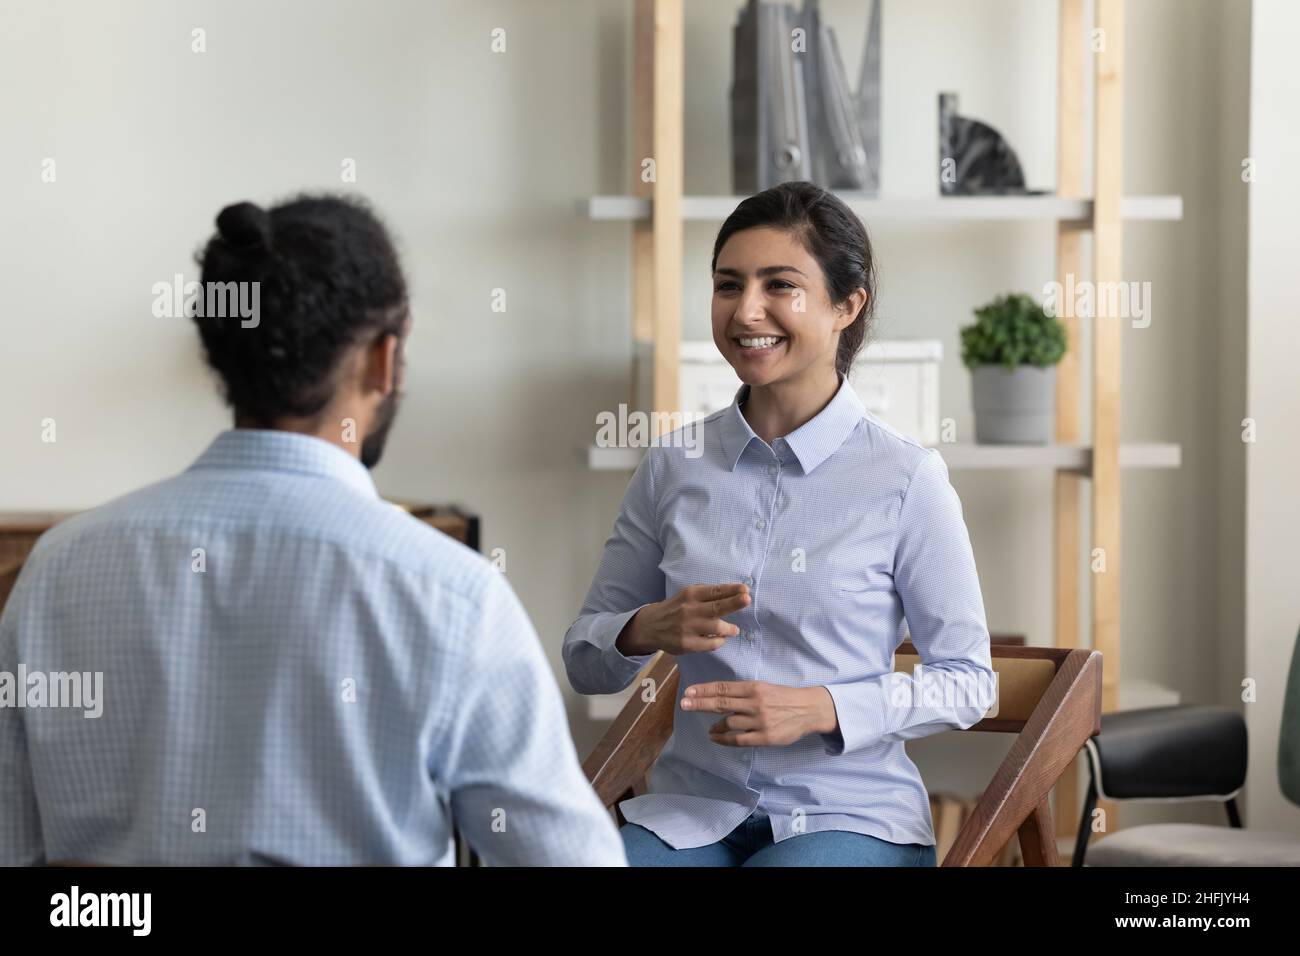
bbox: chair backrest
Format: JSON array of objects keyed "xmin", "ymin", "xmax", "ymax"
[
  {"xmin": 1280, "ymin": 624, "xmax": 1300, "ymax": 808},
  {"xmin": 583, "ymin": 642, "xmax": 1102, "ymax": 866}
]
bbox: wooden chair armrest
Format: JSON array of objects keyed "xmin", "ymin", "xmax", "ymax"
[
  {"xmin": 582, "ymin": 653, "xmax": 679, "ymax": 810},
  {"xmin": 943, "ymin": 648, "xmax": 1102, "ymax": 866}
]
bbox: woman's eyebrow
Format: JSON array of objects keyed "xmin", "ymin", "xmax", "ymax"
[{"xmin": 714, "ymin": 265, "xmax": 806, "ymax": 278}]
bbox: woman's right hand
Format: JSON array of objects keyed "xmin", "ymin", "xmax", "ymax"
[{"xmin": 616, "ymin": 583, "xmax": 751, "ymax": 657}]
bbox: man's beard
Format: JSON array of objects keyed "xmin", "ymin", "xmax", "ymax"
[{"xmin": 360, "ymin": 388, "xmax": 401, "ymax": 469}]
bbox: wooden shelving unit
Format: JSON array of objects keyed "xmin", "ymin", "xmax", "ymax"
[{"xmin": 589, "ymin": 0, "xmax": 1180, "ymax": 854}]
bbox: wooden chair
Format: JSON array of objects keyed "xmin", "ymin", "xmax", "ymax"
[{"xmin": 583, "ymin": 642, "xmax": 1102, "ymax": 866}]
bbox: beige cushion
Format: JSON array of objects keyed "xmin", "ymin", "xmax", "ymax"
[{"xmin": 1087, "ymin": 823, "xmax": 1300, "ymax": 866}]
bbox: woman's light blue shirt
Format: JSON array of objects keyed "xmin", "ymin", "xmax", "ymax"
[{"xmin": 564, "ymin": 374, "xmax": 996, "ymax": 850}]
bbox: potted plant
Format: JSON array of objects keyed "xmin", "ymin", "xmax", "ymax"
[{"xmin": 960, "ymin": 292, "xmax": 1067, "ymax": 444}]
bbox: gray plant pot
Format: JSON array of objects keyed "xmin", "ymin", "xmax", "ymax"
[{"xmin": 971, "ymin": 365, "xmax": 1056, "ymax": 444}]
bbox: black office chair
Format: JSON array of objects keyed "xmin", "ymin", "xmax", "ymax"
[{"xmin": 1074, "ymin": 626, "xmax": 1300, "ymax": 866}]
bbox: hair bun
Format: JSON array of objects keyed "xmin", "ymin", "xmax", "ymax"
[{"xmin": 216, "ymin": 201, "xmax": 272, "ymax": 250}]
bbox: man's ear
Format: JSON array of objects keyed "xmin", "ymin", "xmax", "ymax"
[{"xmin": 363, "ymin": 333, "xmax": 400, "ymax": 397}]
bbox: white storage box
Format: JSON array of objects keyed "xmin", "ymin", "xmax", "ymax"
[
  {"xmin": 634, "ymin": 339, "xmax": 942, "ymax": 445},
  {"xmin": 850, "ymin": 340, "xmax": 943, "ymax": 445}
]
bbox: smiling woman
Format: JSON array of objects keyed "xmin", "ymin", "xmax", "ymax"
[
  {"xmin": 563, "ymin": 180, "xmax": 995, "ymax": 868},
  {"xmin": 713, "ymin": 184, "xmax": 876, "ymax": 366},
  {"xmin": 709, "ymin": 183, "xmax": 876, "ymax": 446}
]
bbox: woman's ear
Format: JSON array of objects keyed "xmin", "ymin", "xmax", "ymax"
[{"xmin": 835, "ymin": 288, "xmax": 869, "ymax": 332}]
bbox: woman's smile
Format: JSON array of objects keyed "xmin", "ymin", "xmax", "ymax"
[{"xmin": 732, "ymin": 334, "xmax": 788, "ymax": 358}]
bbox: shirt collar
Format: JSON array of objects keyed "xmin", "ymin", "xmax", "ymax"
[
  {"xmin": 719, "ymin": 373, "xmax": 866, "ymax": 474},
  {"xmin": 188, "ymin": 429, "xmax": 379, "ymax": 499}
]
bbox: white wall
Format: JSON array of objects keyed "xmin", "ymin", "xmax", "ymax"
[
  {"xmin": 1245, "ymin": 0, "xmax": 1300, "ymax": 832},
  {"xmin": 0, "ymin": 0, "xmax": 636, "ymax": 745},
  {"xmin": 0, "ymin": 0, "xmax": 1257, "ymax": 829}
]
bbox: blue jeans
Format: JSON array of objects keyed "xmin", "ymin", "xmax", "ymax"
[{"xmin": 621, "ymin": 812, "xmax": 937, "ymax": 867}]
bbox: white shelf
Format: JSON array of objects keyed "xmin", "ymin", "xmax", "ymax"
[
  {"xmin": 588, "ymin": 445, "xmax": 645, "ymax": 470},
  {"xmin": 586, "ymin": 675, "xmax": 1180, "ymax": 722},
  {"xmin": 588, "ymin": 442, "xmax": 1182, "ymax": 473},
  {"xmin": 582, "ymin": 194, "xmax": 1184, "ymax": 224},
  {"xmin": 938, "ymin": 442, "xmax": 1182, "ymax": 472}
]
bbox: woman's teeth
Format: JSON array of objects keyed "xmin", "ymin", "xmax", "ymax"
[{"xmin": 738, "ymin": 336, "xmax": 783, "ymax": 349}]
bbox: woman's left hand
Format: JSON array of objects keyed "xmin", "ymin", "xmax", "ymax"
[{"xmin": 681, "ymin": 681, "xmax": 838, "ymax": 747}]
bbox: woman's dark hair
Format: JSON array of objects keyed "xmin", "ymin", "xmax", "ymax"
[
  {"xmin": 194, "ymin": 194, "xmax": 408, "ymax": 423},
  {"xmin": 711, "ymin": 181, "xmax": 876, "ymax": 377}
]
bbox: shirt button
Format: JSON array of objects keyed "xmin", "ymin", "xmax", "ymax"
[
  {"xmin": 767, "ymin": 465, "xmax": 778, "ymax": 476},
  {"xmin": 744, "ymin": 576, "xmax": 754, "ymax": 585},
  {"xmin": 755, "ymin": 519, "xmax": 766, "ymax": 530}
]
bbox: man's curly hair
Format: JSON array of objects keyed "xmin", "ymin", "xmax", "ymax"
[{"xmin": 193, "ymin": 194, "xmax": 408, "ymax": 424}]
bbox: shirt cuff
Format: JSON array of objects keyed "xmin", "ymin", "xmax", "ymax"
[
  {"xmin": 569, "ymin": 605, "xmax": 657, "ymax": 693},
  {"xmin": 821, "ymin": 680, "xmax": 888, "ymax": 756}
]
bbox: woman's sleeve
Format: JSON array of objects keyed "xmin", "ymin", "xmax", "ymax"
[
  {"xmin": 821, "ymin": 449, "xmax": 997, "ymax": 756},
  {"xmin": 563, "ymin": 449, "xmax": 667, "ymax": 695}
]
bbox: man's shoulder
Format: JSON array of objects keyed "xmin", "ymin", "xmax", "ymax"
[
  {"xmin": 22, "ymin": 472, "xmax": 495, "ymax": 604},
  {"xmin": 335, "ymin": 497, "xmax": 493, "ymax": 589},
  {"xmin": 21, "ymin": 478, "xmax": 182, "ymax": 568}
]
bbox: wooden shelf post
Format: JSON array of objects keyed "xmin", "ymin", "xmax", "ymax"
[
  {"xmin": 1087, "ymin": 0, "xmax": 1127, "ymax": 848},
  {"xmin": 1092, "ymin": 0, "xmax": 1124, "ymax": 718},
  {"xmin": 646, "ymin": 0, "xmax": 683, "ymax": 429}
]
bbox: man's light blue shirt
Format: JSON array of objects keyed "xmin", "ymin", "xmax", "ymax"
[
  {"xmin": 564, "ymin": 375, "xmax": 995, "ymax": 850},
  {"xmin": 0, "ymin": 429, "xmax": 626, "ymax": 866}
]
